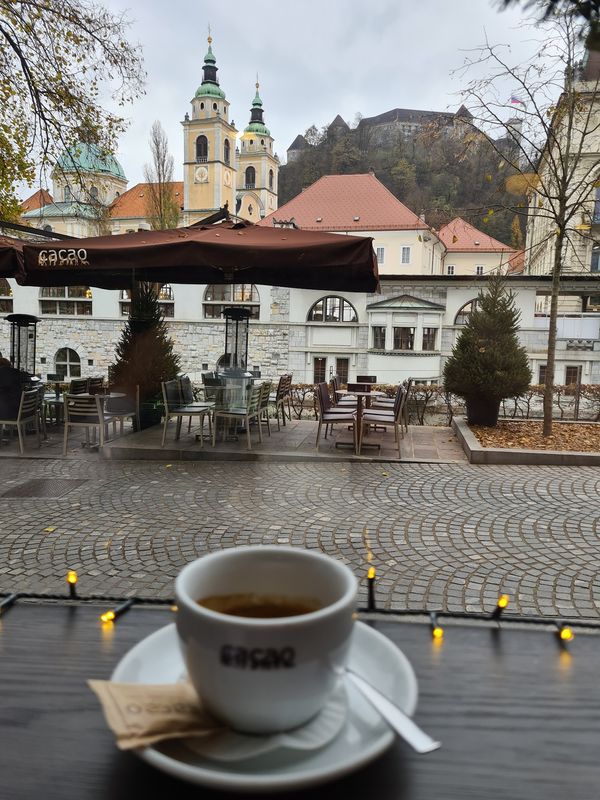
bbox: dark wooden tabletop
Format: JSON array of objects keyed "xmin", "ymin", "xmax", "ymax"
[{"xmin": 0, "ymin": 603, "xmax": 598, "ymax": 800}]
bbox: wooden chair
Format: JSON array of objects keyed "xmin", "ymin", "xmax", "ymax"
[
  {"xmin": 0, "ymin": 389, "xmax": 41, "ymax": 455},
  {"xmin": 161, "ymin": 380, "xmax": 212, "ymax": 447},
  {"xmin": 63, "ymin": 393, "xmax": 114, "ymax": 456},
  {"xmin": 330, "ymin": 376, "xmax": 357, "ymax": 407},
  {"xmin": 212, "ymin": 384, "xmax": 262, "ymax": 450},
  {"xmin": 359, "ymin": 386, "xmax": 405, "ymax": 458},
  {"xmin": 105, "ymin": 385, "xmax": 139, "ymax": 435},
  {"xmin": 258, "ymin": 381, "xmax": 273, "ymax": 437},
  {"xmin": 269, "ymin": 374, "xmax": 290, "ymax": 430},
  {"xmin": 87, "ymin": 377, "xmax": 104, "ymax": 394},
  {"xmin": 69, "ymin": 378, "xmax": 88, "ymax": 395},
  {"xmin": 315, "ymin": 382, "xmax": 356, "ymax": 450}
]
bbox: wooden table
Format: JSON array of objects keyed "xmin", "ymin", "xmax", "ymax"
[
  {"xmin": 0, "ymin": 603, "xmax": 597, "ymax": 800},
  {"xmin": 335, "ymin": 389, "xmax": 385, "ymax": 453}
]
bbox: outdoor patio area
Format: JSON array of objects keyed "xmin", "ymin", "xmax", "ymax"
[{"xmin": 0, "ymin": 416, "xmax": 466, "ymax": 463}]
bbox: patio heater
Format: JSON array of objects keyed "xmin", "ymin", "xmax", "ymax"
[
  {"xmin": 5, "ymin": 313, "xmax": 39, "ymax": 375},
  {"xmin": 222, "ymin": 307, "xmax": 252, "ymax": 377}
]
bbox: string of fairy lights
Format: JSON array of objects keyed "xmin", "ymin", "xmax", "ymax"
[{"xmin": 0, "ymin": 568, "xmax": 591, "ymax": 647}]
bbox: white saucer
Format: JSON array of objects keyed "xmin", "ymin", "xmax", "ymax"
[{"xmin": 111, "ymin": 621, "xmax": 418, "ymax": 794}]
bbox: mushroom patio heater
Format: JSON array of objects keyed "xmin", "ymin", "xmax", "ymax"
[
  {"xmin": 6, "ymin": 313, "xmax": 39, "ymax": 375},
  {"xmin": 223, "ymin": 307, "xmax": 252, "ymax": 376}
]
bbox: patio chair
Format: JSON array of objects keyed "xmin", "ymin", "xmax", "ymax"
[
  {"xmin": 69, "ymin": 378, "xmax": 88, "ymax": 395},
  {"xmin": 258, "ymin": 380, "xmax": 273, "ymax": 437},
  {"xmin": 105, "ymin": 385, "xmax": 139, "ymax": 435},
  {"xmin": 212, "ymin": 383, "xmax": 262, "ymax": 450},
  {"xmin": 315, "ymin": 382, "xmax": 357, "ymax": 450},
  {"xmin": 269, "ymin": 374, "xmax": 291, "ymax": 430},
  {"xmin": 161, "ymin": 380, "xmax": 212, "ymax": 447},
  {"xmin": 330, "ymin": 376, "xmax": 357, "ymax": 408},
  {"xmin": 358, "ymin": 386, "xmax": 405, "ymax": 458},
  {"xmin": 63, "ymin": 393, "xmax": 115, "ymax": 456},
  {"xmin": 179, "ymin": 375, "xmax": 210, "ymax": 432},
  {"xmin": 87, "ymin": 377, "xmax": 105, "ymax": 394},
  {"xmin": 0, "ymin": 388, "xmax": 41, "ymax": 455}
]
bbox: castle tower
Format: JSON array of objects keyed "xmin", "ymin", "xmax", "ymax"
[
  {"xmin": 182, "ymin": 35, "xmax": 238, "ymax": 223},
  {"xmin": 236, "ymin": 79, "xmax": 278, "ymax": 221}
]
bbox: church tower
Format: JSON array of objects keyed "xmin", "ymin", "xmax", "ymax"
[
  {"xmin": 182, "ymin": 36, "xmax": 238, "ymax": 224},
  {"xmin": 236, "ymin": 80, "xmax": 279, "ymax": 221}
]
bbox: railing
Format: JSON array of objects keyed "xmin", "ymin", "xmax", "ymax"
[
  {"xmin": 244, "ymin": 182, "xmax": 255, "ymax": 189},
  {"xmin": 196, "ymin": 156, "xmax": 208, "ymax": 163}
]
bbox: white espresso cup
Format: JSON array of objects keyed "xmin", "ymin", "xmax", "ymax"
[{"xmin": 175, "ymin": 545, "xmax": 358, "ymax": 734}]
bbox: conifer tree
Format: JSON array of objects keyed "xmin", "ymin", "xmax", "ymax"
[
  {"xmin": 443, "ymin": 273, "xmax": 531, "ymax": 426},
  {"xmin": 110, "ymin": 282, "xmax": 180, "ymax": 424}
]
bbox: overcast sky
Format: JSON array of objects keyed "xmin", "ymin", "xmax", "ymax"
[{"xmin": 101, "ymin": 0, "xmax": 538, "ymax": 186}]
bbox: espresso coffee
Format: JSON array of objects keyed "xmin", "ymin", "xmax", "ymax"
[{"xmin": 197, "ymin": 593, "xmax": 322, "ymax": 618}]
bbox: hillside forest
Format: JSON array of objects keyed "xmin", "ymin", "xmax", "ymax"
[{"xmin": 278, "ymin": 120, "xmax": 526, "ymax": 247}]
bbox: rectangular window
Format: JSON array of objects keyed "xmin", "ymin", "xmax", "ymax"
[
  {"xmin": 565, "ymin": 365, "xmax": 581, "ymax": 386},
  {"xmin": 376, "ymin": 247, "xmax": 385, "ymax": 264},
  {"xmin": 538, "ymin": 365, "xmax": 547, "ymax": 384},
  {"xmin": 372, "ymin": 326, "xmax": 386, "ymax": 349},
  {"xmin": 591, "ymin": 244, "xmax": 600, "ymax": 273},
  {"xmin": 401, "ymin": 246, "xmax": 411, "ymax": 264},
  {"xmin": 447, "ymin": 264, "xmax": 455, "ymax": 275},
  {"xmin": 393, "ymin": 327, "xmax": 414, "ymax": 350},
  {"xmin": 313, "ymin": 357, "xmax": 326, "ymax": 384},
  {"xmin": 336, "ymin": 358, "xmax": 349, "ymax": 386},
  {"xmin": 422, "ymin": 328, "xmax": 437, "ymax": 351},
  {"xmin": 476, "ymin": 265, "xmax": 484, "ymax": 276}
]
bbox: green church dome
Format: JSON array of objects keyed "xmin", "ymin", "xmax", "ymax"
[
  {"xmin": 195, "ymin": 82, "xmax": 226, "ymax": 99},
  {"xmin": 195, "ymin": 39, "xmax": 226, "ymax": 100},
  {"xmin": 56, "ymin": 142, "xmax": 126, "ymax": 180}
]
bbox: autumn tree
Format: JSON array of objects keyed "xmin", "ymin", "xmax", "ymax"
[
  {"xmin": 456, "ymin": 11, "xmax": 600, "ymax": 435},
  {"xmin": 0, "ymin": 0, "xmax": 145, "ymax": 219},
  {"xmin": 143, "ymin": 121, "xmax": 180, "ymax": 230}
]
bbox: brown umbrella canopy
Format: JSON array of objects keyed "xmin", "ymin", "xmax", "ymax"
[
  {"xmin": 0, "ymin": 235, "xmax": 23, "ymax": 278},
  {"xmin": 17, "ymin": 221, "xmax": 380, "ymax": 292}
]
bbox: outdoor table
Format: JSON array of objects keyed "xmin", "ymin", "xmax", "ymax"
[
  {"xmin": 335, "ymin": 389, "xmax": 385, "ymax": 453},
  {"xmin": 0, "ymin": 602, "xmax": 597, "ymax": 800}
]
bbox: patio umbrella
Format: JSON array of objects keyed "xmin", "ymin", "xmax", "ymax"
[
  {"xmin": 16, "ymin": 221, "xmax": 380, "ymax": 292},
  {"xmin": 0, "ymin": 235, "xmax": 23, "ymax": 278}
]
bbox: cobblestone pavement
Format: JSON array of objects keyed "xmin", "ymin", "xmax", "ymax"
[{"xmin": 0, "ymin": 457, "xmax": 599, "ymax": 618}]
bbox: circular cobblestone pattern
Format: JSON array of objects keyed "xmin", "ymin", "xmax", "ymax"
[{"xmin": 0, "ymin": 458, "xmax": 599, "ymax": 618}]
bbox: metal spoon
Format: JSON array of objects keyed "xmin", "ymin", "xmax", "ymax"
[{"xmin": 345, "ymin": 669, "xmax": 441, "ymax": 754}]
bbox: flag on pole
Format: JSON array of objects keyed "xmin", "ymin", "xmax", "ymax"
[{"xmin": 510, "ymin": 94, "xmax": 526, "ymax": 107}]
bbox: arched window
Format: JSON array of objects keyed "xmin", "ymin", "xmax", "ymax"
[
  {"xmin": 40, "ymin": 286, "xmax": 92, "ymax": 316},
  {"xmin": 55, "ymin": 347, "xmax": 81, "ymax": 380},
  {"xmin": 307, "ymin": 296, "xmax": 358, "ymax": 323},
  {"xmin": 203, "ymin": 284, "xmax": 260, "ymax": 320},
  {"xmin": 196, "ymin": 135, "xmax": 208, "ymax": 162},
  {"xmin": 269, "ymin": 169, "xmax": 274, "ymax": 190},
  {"xmin": 119, "ymin": 284, "xmax": 174, "ymax": 317},
  {"xmin": 0, "ymin": 278, "xmax": 13, "ymax": 313},
  {"xmin": 213, "ymin": 102, "xmax": 218, "ymax": 111},
  {"xmin": 454, "ymin": 299, "xmax": 478, "ymax": 325},
  {"xmin": 245, "ymin": 166, "xmax": 256, "ymax": 189},
  {"xmin": 89, "ymin": 185, "xmax": 99, "ymax": 200},
  {"xmin": 224, "ymin": 138, "xmax": 230, "ymax": 165}
]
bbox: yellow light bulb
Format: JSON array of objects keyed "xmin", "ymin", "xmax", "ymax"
[
  {"xmin": 560, "ymin": 626, "xmax": 574, "ymax": 642},
  {"xmin": 497, "ymin": 594, "xmax": 509, "ymax": 609},
  {"xmin": 66, "ymin": 570, "xmax": 77, "ymax": 585},
  {"xmin": 367, "ymin": 566, "xmax": 376, "ymax": 580},
  {"xmin": 100, "ymin": 610, "xmax": 115, "ymax": 623},
  {"xmin": 432, "ymin": 626, "xmax": 444, "ymax": 639}
]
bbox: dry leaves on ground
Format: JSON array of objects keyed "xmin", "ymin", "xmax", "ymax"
[{"xmin": 471, "ymin": 421, "xmax": 600, "ymax": 452}]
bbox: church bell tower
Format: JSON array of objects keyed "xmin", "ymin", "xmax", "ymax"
[{"xmin": 182, "ymin": 35, "xmax": 238, "ymax": 224}]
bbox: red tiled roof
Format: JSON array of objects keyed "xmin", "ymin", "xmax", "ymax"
[
  {"xmin": 507, "ymin": 249, "xmax": 525, "ymax": 274},
  {"xmin": 259, "ymin": 173, "xmax": 429, "ymax": 231},
  {"xmin": 438, "ymin": 217, "xmax": 514, "ymax": 253},
  {"xmin": 20, "ymin": 189, "xmax": 53, "ymax": 213},
  {"xmin": 109, "ymin": 182, "xmax": 184, "ymax": 219}
]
